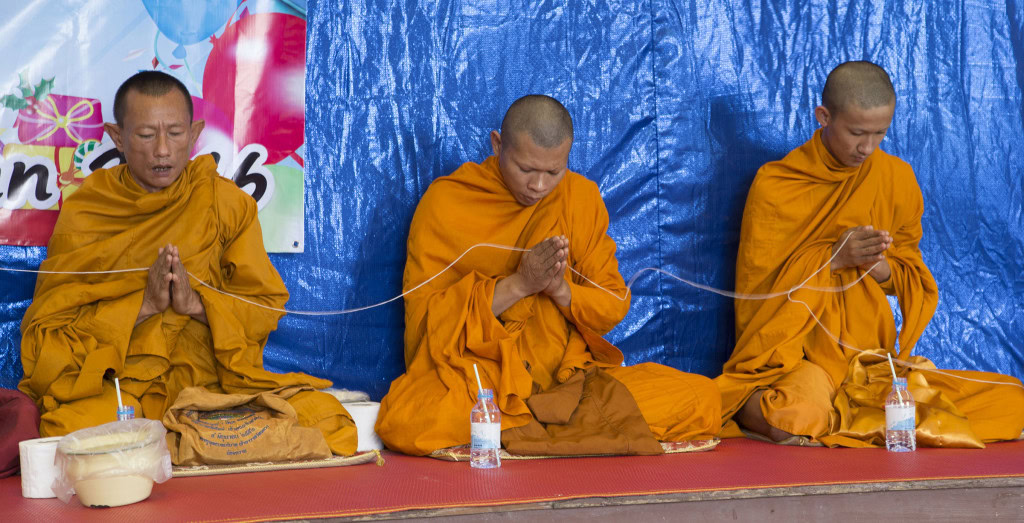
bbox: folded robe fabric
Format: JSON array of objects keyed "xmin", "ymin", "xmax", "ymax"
[
  {"xmin": 502, "ymin": 368, "xmax": 663, "ymax": 456},
  {"xmin": 18, "ymin": 156, "xmax": 356, "ymax": 456},
  {"xmin": 376, "ymin": 156, "xmax": 720, "ymax": 456},
  {"xmin": 715, "ymin": 130, "xmax": 1024, "ymax": 447}
]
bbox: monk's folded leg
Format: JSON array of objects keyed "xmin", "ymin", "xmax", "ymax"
[
  {"xmin": 38, "ymin": 381, "xmax": 143, "ymax": 437},
  {"xmin": 760, "ymin": 359, "xmax": 836, "ymax": 440},
  {"xmin": 135, "ymin": 323, "xmax": 224, "ymax": 418},
  {"xmin": 605, "ymin": 362, "xmax": 722, "ymax": 441},
  {"xmin": 286, "ymin": 389, "xmax": 359, "ymax": 456},
  {"xmin": 918, "ymin": 369, "xmax": 1024, "ymax": 442}
]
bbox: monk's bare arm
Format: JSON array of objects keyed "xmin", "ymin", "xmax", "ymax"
[
  {"xmin": 136, "ymin": 300, "xmax": 161, "ymax": 325},
  {"xmin": 866, "ymin": 259, "xmax": 892, "ymax": 286},
  {"xmin": 492, "ymin": 274, "xmax": 531, "ymax": 316}
]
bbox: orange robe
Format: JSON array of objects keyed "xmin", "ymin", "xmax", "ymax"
[
  {"xmin": 19, "ymin": 156, "xmax": 356, "ymax": 456},
  {"xmin": 375, "ymin": 156, "xmax": 720, "ymax": 456},
  {"xmin": 716, "ymin": 130, "xmax": 1024, "ymax": 447}
]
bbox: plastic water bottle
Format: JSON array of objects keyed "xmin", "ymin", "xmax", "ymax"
[
  {"xmin": 470, "ymin": 388, "xmax": 501, "ymax": 468},
  {"xmin": 885, "ymin": 377, "xmax": 916, "ymax": 452},
  {"xmin": 116, "ymin": 405, "xmax": 135, "ymax": 421}
]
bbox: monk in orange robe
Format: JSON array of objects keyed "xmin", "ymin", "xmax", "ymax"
[
  {"xmin": 717, "ymin": 61, "xmax": 1024, "ymax": 448},
  {"xmin": 19, "ymin": 71, "xmax": 356, "ymax": 456},
  {"xmin": 376, "ymin": 95, "xmax": 720, "ymax": 456}
]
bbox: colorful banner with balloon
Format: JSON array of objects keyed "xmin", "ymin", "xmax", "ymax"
[{"xmin": 0, "ymin": 0, "xmax": 307, "ymax": 252}]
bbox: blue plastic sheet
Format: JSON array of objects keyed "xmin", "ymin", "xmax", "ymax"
[{"xmin": 2, "ymin": 0, "xmax": 1022, "ymax": 399}]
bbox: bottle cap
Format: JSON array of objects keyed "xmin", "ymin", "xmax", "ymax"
[{"xmin": 477, "ymin": 388, "xmax": 494, "ymax": 399}]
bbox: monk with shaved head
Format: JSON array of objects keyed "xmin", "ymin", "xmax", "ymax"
[
  {"xmin": 376, "ymin": 94, "xmax": 721, "ymax": 456},
  {"xmin": 19, "ymin": 71, "xmax": 358, "ymax": 460},
  {"xmin": 716, "ymin": 61, "xmax": 1024, "ymax": 448}
]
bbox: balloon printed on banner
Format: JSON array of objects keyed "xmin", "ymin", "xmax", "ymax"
[
  {"xmin": 202, "ymin": 12, "xmax": 307, "ymax": 165},
  {"xmin": 190, "ymin": 96, "xmax": 235, "ymax": 176},
  {"xmin": 141, "ymin": 0, "xmax": 237, "ymax": 59}
]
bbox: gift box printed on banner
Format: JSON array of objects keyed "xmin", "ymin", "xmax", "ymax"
[{"xmin": 14, "ymin": 94, "xmax": 104, "ymax": 148}]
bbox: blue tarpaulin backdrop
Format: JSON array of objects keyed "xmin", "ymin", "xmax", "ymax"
[{"xmin": 2, "ymin": 1, "xmax": 1022, "ymax": 399}]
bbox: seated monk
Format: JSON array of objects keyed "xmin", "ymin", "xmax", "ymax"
[
  {"xmin": 716, "ymin": 61, "xmax": 1024, "ymax": 448},
  {"xmin": 376, "ymin": 95, "xmax": 721, "ymax": 456},
  {"xmin": 18, "ymin": 71, "xmax": 356, "ymax": 456}
]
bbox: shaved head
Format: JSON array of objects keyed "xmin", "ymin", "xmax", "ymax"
[
  {"xmin": 114, "ymin": 70, "xmax": 193, "ymax": 127},
  {"xmin": 500, "ymin": 94, "xmax": 573, "ymax": 149},
  {"xmin": 821, "ymin": 61, "xmax": 895, "ymax": 115}
]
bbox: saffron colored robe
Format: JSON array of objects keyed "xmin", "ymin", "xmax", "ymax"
[
  {"xmin": 716, "ymin": 130, "xmax": 1024, "ymax": 448},
  {"xmin": 19, "ymin": 156, "xmax": 356, "ymax": 456},
  {"xmin": 376, "ymin": 157, "xmax": 720, "ymax": 455}
]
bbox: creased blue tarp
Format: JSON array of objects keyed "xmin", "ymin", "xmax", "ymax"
[{"xmin": 2, "ymin": 0, "xmax": 1022, "ymax": 399}]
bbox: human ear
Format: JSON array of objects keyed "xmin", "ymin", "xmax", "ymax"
[
  {"xmin": 814, "ymin": 106, "xmax": 831, "ymax": 128},
  {"xmin": 104, "ymin": 122, "xmax": 124, "ymax": 151},
  {"xmin": 490, "ymin": 130, "xmax": 502, "ymax": 158},
  {"xmin": 189, "ymin": 120, "xmax": 206, "ymax": 149}
]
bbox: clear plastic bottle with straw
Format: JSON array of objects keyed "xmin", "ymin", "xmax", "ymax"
[
  {"xmin": 470, "ymin": 364, "xmax": 501, "ymax": 468},
  {"xmin": 884, "ymin": 355, "xmax": 915, "ymax": 452}
]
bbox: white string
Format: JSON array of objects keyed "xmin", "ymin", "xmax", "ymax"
[
  {"xmin": 191, "ymin": 242, "xmax": 531, "ymax": 316},
  {"xmin": 786, "ymin": 291, "xmax": 1022, "ymax": 388},
  {"xmin": 1, "ymin": 236, "xmax": 1020, "ymax": 389},
  {"xmin": 0, "ymin": 267, "xmax": 146, "ymax": 275}
]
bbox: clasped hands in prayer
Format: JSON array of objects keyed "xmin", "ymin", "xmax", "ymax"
[
  {"xmin": 492, "ymin": 236, "xmax": 571, "ymax": 316},
  {"xmin": 831, "ymin": 225, "xmax": 892, "ymax": 284},
  {"xmin": 136, "ymin": 244, "xmax": 208, "ymax": 325}
]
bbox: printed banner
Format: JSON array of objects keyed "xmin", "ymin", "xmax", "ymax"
[{"xmin": 0, "ymin": 0, "xmax": 307, "ymax": 252}]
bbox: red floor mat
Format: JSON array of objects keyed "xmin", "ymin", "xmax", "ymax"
[{"xmin": 3, "ymin": 438, "xmax": 1023, "ymax": 522}]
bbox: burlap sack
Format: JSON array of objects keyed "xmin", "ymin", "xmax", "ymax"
[{"xmin": 163, "ymin": 386, "xmax": 332, "ymax": 466}]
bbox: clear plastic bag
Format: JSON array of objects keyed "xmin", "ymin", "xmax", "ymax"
[{"xmin": 53, "ymin": 418, "xmax": 172, "ymax": 506}]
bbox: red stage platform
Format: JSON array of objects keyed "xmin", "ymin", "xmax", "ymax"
[{"xmin": 3, "ymin": 438, "xmax": 1023, "ymax": 522}]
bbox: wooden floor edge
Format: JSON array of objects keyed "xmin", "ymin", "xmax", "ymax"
[{"xmin": 316, "ymin": 476, "xmax": 1024, "ymax": 522}]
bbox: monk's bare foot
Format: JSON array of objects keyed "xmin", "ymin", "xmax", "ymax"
[{"xmin": 736, "ymin": 389, "xmax": 795, "ymax": 442}]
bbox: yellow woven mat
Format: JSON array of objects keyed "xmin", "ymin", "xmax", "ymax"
[
  {"xmin": 429, "ymin": 438, "xmax": 720, "ymax": 462},
  {"xmin": 172, "ymin": 449, "xmax": 384, "ymax": 477}
]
